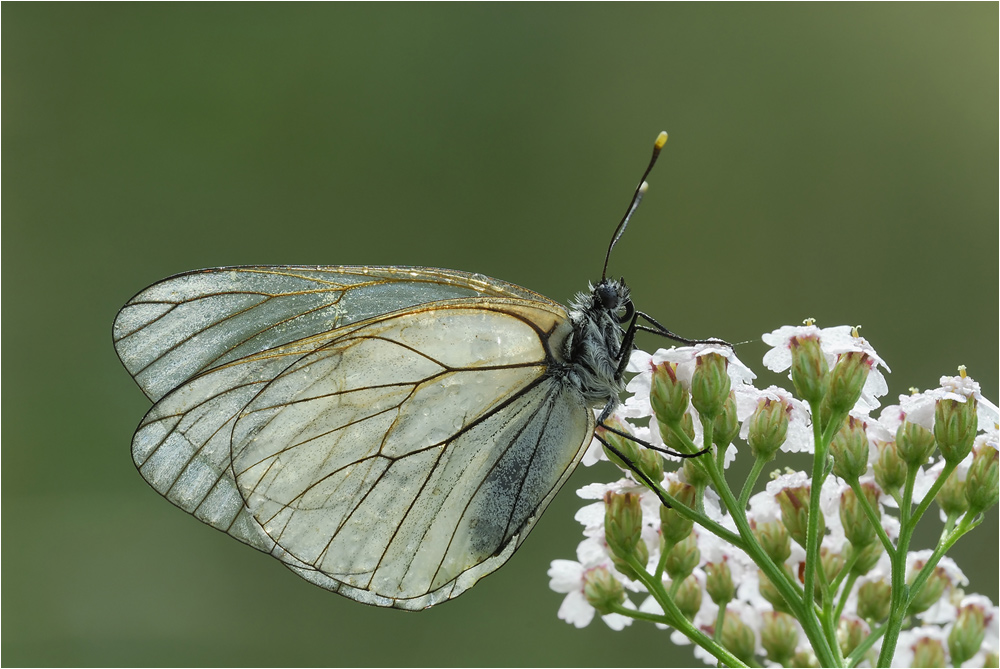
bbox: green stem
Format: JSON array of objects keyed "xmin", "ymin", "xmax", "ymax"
[
  {"xmin": 834, "ymin": 572, "xmax": 858, "ymax": 624},
  {"xmin": 626, "ymin": 555, "xmax": 749, "ymax": 668},
  {"xmin": 665, "ymin": 419, "xmax": 837, "ymax": 666},
  {"xmin": 846, "ymin": 479, "xmax": 896, "ymax": 557},
  {"xmin": 876, "ymin": 463, "xmax": 919, "ymax": 666},
  {"xmin": 738, "ymin": 455, "xmax": 770, "ymax": 510},
  {"xmin": 909, "ymin": 461, "xmax": 956, "ymax": 529},
  {"xmin": 801, "ymin": 402, "xmax": 831, "ymax": 617},
  {"xmin": 846, "ymin": 623, "xmax": 886, "ymax": 667},
  {"xmin": 906, "ymin": 512, "xmax": 981, "ymax": 602},
  {"xmin": 713, "ymin": 603, "xmax": 727, "ymax": 643}
]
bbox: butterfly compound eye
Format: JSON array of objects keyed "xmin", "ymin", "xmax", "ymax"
[{"xmin": 595, "ymin": 282, "xmax": 620, "ymax": 311}]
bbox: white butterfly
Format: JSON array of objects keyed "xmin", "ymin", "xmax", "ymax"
[{"xmin": 114, "ymin": 132, "xmax": 710, "ymax": 610}]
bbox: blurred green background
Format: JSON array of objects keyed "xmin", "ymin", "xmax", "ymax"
[{"xmin": 3, "ymin": 4, "xmax": 997, "ymax": 666}]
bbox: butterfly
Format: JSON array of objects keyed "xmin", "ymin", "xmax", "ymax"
[{"xmin": 113, "ymin": 131, "xmax": 716, "ymax": 610}]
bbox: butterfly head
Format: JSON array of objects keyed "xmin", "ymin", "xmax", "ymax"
[{"xmin": 593, "ymin": 277, "xmax": 634, "ymax": 325}]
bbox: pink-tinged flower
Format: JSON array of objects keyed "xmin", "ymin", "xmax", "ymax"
[
  {"xmin": 890, "ymin": 626, "xmax": 948, "ymax": 668},
  {"xmin": 762, "ymin": 323, "xmax": 890, "ymax": 412},
  {"xmin": 734, "ymin": 385, "xmax": 814, "ymax": 453}
]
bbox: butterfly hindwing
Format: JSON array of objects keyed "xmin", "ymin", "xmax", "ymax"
[{"xmin": 129, "ymin": 292, "xmax": 595, "ymax": 609}]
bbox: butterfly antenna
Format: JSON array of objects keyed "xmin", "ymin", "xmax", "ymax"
[{"xmin": 601, "ymin": 131, "xmax": 668, "ymax": 281}]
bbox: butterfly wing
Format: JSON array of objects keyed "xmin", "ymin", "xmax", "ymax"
[
  {"xmin": 123, "ymin": 271, "xmax": 595, "ymax": 609},
  {"xmin": 113, "ymin": 265, "xmax": 556, "ymax": 402}
]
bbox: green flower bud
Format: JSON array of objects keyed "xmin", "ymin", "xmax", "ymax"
[
  {"xmin": 873, "ymin": 440, "xmax": 907, "ymax": 495},
  {"xmin": 598, "ymin": 417, "xmax": 642, "ymax": 472},
  {"xmin": 748, "ymin": 398, "xmax": 789, "ymax": 460},
  {"xmin": 789, "ymin": 333, "xmax": 829, "ymax": 404},
  {"xmin": 660, "ymin": 411, "xmax": 697, "ymax": 456},
  {"xmin": 758, "ymin": 567, "xmax": 793, "ymax": 614},
  {"xmin": 948, "ymin": 600, "xmax": 987, "ymax": 666},
  {"xmin": 663, "ymin": 532, "xmax": 700, "ymax": 582},
  {"xmin": 660, "ymin": 480, "xmax": 696, "ymax": 544},
  {"xmin": 907, "ymin": 565, "xmax": 950, "ymax": 615},
  {"xmin": 817, "ymin": 548, "xmax": 845, "ymax": 601},
  {"xmin": 847, "ymin": 540, "xmax": 883, "ymax": 576},
  {"xmin": 983, "ymin": 651, "xmax": 999, "ymax": 667},
  {"xmin": 752, "ymin": 520, "xmax": 792, "ymax": 563},
  {"xmin": 911, "ymin": 636, "xmax": 946, "ymax": 668},
  {"xmin": 582, "ymin": 566, "xmax": 625, "ymax": 615},
  {"xmin": 637, "ymin": 448, "xmax": 664, "ymax": 484},
  {"xmin": 837, "ymin": 616, "xmax": 870, "ymax": 658},
  {"xmin": 827, "ymin": 351, "xmax": 872, "ymax": 416},
  {"xmin": 965, "ymin": 444, "xmax": 999, "ymax": 515},
  {"xmin": 857, "ymin": 579, "xmax": 891, "ymax": 622},
  {"xmin": 935, "ymin": 466, "xmax": 970, "ymax": 518},
  {"xmin": 604, "ymin": 492, "xmax": 645, "ymax": 578},
  {"xmin": 840, "ymin": 483, "xmax": 880, "ymax": 548},
  {"xmin": 775, "ymin": 484, "xmax": 821, "ymax": 548},
  {"xmin": 760, "ymin": 611, "xmax": 799, "ymax": 666},
  {"xmin": 792, "ymin": 650, "xmax": 819, "ymax": 668},
  {"xmin": 712, "ymin": 392, "xmax": 740, "ymax": 449},
  {"xmin": 720, "ymin": 610, "xmax": 757, "ymax": 664},
  {"xmin": 896, "ymin": 419, "xmax": 936, "ymax": 466},
  {"xmin": 682, "ymin": 456, "xmax": 711, "ymax": 487},
  {"xmin": 691, "ymin": 353, "xmax": 731, "ymax": 420},
  {"xmin": 830, "ymin": 416, "xmax": 871, "ymax": 481},
  {"xmin": 935, "ymin": 397, "xmax": 978, "ymax": 464},
  {"xmin": 704, "ymin": 560, "xmax": 735, "ymax": 606},
  {"xmin": 650, "ymin": 361, "xmax": 689, "ymax": 423},
  {"xmin": 674, "ymin": 573, "xmax": 703, "ymax": 621}
]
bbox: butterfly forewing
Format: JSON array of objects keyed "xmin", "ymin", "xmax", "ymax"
[
  {"xmin": 113, "ymin": 266, "xmax": 556, "ymax": 402},
  {"xmin": 120, "ymin": 269, "xmax": 597, "ymax": 609}
]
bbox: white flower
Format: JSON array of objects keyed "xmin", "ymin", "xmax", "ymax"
[
  {"xmin": 734, "ymin": 384, "xmax": 814, "ymax": 453},
  {"xmin": 891, "ymin": 626, "xmax": 949, "ymax": 667},
  {"xmin": 547, "ymin": 558, "xmax": 637, "ymax": 630},
  {"xmin": 761, "ymin": 323, "xmax": 890, "ymax": 412}
]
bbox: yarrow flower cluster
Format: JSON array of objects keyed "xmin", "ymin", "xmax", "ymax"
[{"xmin": 548, "ymin": 323, "xmax": 999, "ymax": 668}]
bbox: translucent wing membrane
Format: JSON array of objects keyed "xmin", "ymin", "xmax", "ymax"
[
  {"xmin": 129, "ymin": 295, "xmax": 594, "ymax": 609},
  {"xmin": 113, "ymin": 266, "xmax": 557, "ymax": 402}
]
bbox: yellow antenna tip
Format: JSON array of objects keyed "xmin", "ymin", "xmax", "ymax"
[
  {"xmin": 638, "ymin": 181, "xmax": 649, "ymax": 194},
  {"xmin": 655, "ymin": 131, "xmax": 668, "ymax": 149}
]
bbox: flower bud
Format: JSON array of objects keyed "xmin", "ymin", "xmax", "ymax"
[
  {"xmin": 674, "ymin": 573, "xmax": 703, "ymax": 621},
  {"xmin": 682, "ymin": 456, "xmax": 710, "ymax": 487},
  {"xmin": 637, "ymin": 448, "xmax": 664, "ymax": 484},
  {"xmin": 857, "ymin": 579, "xmax": 891, "ymax": 622},
  {"xmin": 935, "ymin": 466, "xmax": 969, "ymax": 518},
  {"xmin": 911, "ymin": 635, "xmax": 946, "ymax": 668},
  {"xmin": 840, "ymin": 483, "xmax": 880, "ymax": 548},
  {"xmin": 948, "ymin": 600, "xmax": 987, "ymax": 666},
  {"xmin": 748, "ymin": 398, "xmax": 789, "ymax": 460},
  {"xmin": 847, "ymin": 540, "xmax": 883, "ymax": 576},
  {"xmin": 649, "ymin": 361, "xmax": 689, "ymax": 423},
  {"xmin": 775, "ymin": 484, "xmax": 821, "ymax": 548},
  {"xmin": 752, "ymin": 520, "xmax": 791, "ymax": 563},
  {"xmin": 691, "ymin": 353, "xmax": 731, "ymax": 420},
  {"xmin": 827, "ymin": 351, "xmax": 872, "ymax": 416},
  {"xmin": 582, "ymin": 566, "xmax": 625, "ymax": 615},
  {"xmin": 712, "ymin": 392, "xmax": 740, "ymax": 449},
  {"xmin": 934, "ymin": 397, "xmax": 979, "ymax": 464},
  {"xmin": 660, "ymin": 411, "xmax": 697, "ymax": 456},
  {"xmin": 873, "ymin": 440, "xmax": 907, "ymax": 495},
  {"xmin": 663, "ymin": 532, "xmax": 700, "ymax": 582},
  {"xmin": 830, "ymin": 416, "xmax": 871, "ymax": 481},
  {"xmin": 789, "ymin": 333, "xmax": 829, "ymax": 404},
  {"xmin": 604, "ymin": 492, "xmax": 645, "ymax": 578},
  {"xmin": 760, "ymin": 611, "xmax": 799, "ymax": 666},
  {"xmin": 817, "ymin": 548, "xmax": 845, "ymax": 600},
  {"xmin": 758, "ymin": 567, "xmax": 793, "ymax": 614},
  {"xmin": 907, "ymin": 565, "xmax": 950, "ymax": 615},
  {"xmin": 837, "ymin": 616, "xmax": 870, "ymax": 657},
  {"xmin": 965, "ymin": 444, "xmax": 999, "ymax": 515},
  {"xmin": 896, "ymin": 419, "xmax": 936, "ymax": 466},
  {"xmin": 792, "ymin": 650, "xmax": 819, "ymax": 668},
  {"xmin": 598, "ymin": 417, "xmax": 642, "ymax": 472},
  {"xmin": 935, "ymin": 397, "xmax": 978, "ymax": 464},
  {"xmin": 704, "ymin": 560, "xmax": 735, "ymax": 606},
  {"xmin": 720, "ymin": 610, "xmax": 757, "ymax": 664},
  {"xmin": 660, "ymin": 480, "xmax": 696, "ymax": 544}
]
